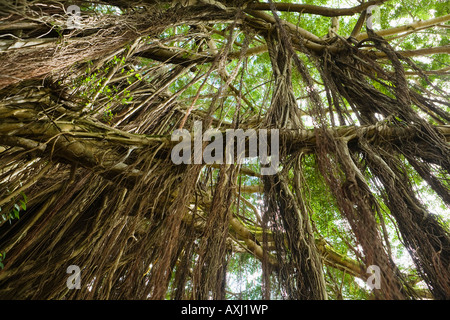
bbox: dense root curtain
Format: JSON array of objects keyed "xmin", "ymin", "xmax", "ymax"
[{"xmin": 0, "ymin": 0, "xmax": 449, "ymax": 300}]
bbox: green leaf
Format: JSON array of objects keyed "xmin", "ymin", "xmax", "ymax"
[{"xmin": 13, "ymin": 208, "xmax": 20, "ymax": 219}]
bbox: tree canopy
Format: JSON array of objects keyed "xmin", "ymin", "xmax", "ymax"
[{"xmin": 0, "ymin": 0, "xmax": 449, "ymax": 300}]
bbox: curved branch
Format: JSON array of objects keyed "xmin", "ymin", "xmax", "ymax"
[
  {"xmin": 247, "ymin": 0, "xmax": 388, "ymax": 17},
  {"xmin": 374, "ymin": 45, "xmax": 450, "ymax": 59},
  {"xmin": 356, "ymin": 13, "xmax": 450, "ymax": 40}
]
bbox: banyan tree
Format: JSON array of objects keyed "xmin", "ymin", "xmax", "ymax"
[{"xmin": 0, "ymin": 0, "xmax": 449, "ymax": 300}]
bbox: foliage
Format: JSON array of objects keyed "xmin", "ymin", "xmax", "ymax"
[{"xmin": 0, "ymin": 192, "xmax": 27, "ymax": 226}]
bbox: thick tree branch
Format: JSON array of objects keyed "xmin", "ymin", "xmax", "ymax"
[
  {"xmin": 1, "ymin": 115, "xmax": 449, "ymax": 182},
  {"xmin": 375, "ymin": 45, "xmax": 450, "ymax": 58},
  {"xmin": 247, "ymin": 0, "xmax": 388, "ymax": 17},
  {"xmin": 356, "ymin": 13, "xmax": 450, "ymax": 40}
]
